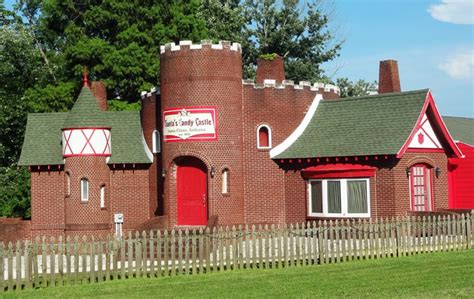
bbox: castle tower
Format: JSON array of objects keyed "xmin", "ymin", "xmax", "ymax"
[
  {"xmin": 61, "ymin": 74, "xmax": 111, "ymax": 236},
  {"xmin": 159, "ymin": 40, "xmax": 244, "ymax": 226}
]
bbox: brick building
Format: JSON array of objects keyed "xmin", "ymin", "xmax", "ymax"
[{"xmin": 14, "ymin": 40, "xmax": 472, "ymax": 240}]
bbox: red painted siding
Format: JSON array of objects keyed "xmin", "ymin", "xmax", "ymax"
[{"xmin": 449, "ymin": 142, "xmax": 474, "ymax": 209}]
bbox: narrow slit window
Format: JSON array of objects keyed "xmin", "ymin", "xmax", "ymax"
[
  {"xmin": 66, "ymin": 172, "xmax": 71, "ymax": 197},
  {"xmin": 152, "ymin": 130, "xmax": 161, "ymax": 154},
  {"xmin": 81, "ymin": 178, "xmax": 89, "ymax": 202},
  {"xmin": 100, "ymin": 185, "xmax": 105, "ymax": 208},
  {"xmin": 257, "ymin": 125, "xmax": 272, "ymax": 149},
  {"xmin": 222, "ymin": 169, "xmax": 229, "ymax": 194}
]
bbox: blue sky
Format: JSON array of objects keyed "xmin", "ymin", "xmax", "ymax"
[
  {"xmin": 5, "ymin": 0, "xmax": 473, "ymax": 117},
  {"xmin": 323, "ymin": 0, "xmax": 473, "ymax": 117}
]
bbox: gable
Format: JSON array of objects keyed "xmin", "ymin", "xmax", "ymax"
[
  {"xmin": 408, "ymin": 114, "xmax": 442, "ymax": 149},
  {"xmin": 397, "ymin": 91, "xmax": 463, "ymax": 158}
]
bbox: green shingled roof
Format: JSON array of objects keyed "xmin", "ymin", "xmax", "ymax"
[
  {"xmin": 18, "ymin": 113, "xmax": 68, "ymax": 166},
  {"xmin": 443, "ymin": 116, "xmax": 474, "ymax": 145},
  {"xmin": 274, "ymin": 89, "xmax": 429, "ymax": 159},
  {"xmin": 18, "ymin": 87, "xmax": 152, "ymax": 166},
  {"xmin": 63, "ymin": 87, "xmax": 109, "ymax": 128}
]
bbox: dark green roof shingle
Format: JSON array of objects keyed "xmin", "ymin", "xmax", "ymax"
[
  {"xmin": 63, "ymin": 87, "xmax": 109, "ymax": 128},
  {"xmin": 443, "ymin": 116, "xmax": 474, "ymax": 145},
  {"xmin": 19, "ymin": 88, "xmax": 152, "ymax": 166},
  {"xmin": 274, "ymin": 89, "xmax": 429, "ymax": 159}
]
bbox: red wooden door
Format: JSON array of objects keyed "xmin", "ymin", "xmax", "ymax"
[{"xmin": 177, "ymin": 157, "xmax": 208, "ymax": 225}]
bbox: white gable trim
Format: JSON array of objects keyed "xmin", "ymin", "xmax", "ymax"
[
  {"xmin": 408, "ymin": 114, "xmax": 442, "ymax": 149},
  {"xmin": 270, "ymin": 94, "xmax": 323, "ymax": 158}
]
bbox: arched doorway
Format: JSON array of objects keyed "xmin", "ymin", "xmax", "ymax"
[{"xmin": 176, "ymin": 156, "xmax": 208, "ymax": 225}]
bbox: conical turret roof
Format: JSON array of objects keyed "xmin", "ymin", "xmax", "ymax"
[{"xmin": 63, "ymin": 87, "xmax": 109, "ymax": 129}]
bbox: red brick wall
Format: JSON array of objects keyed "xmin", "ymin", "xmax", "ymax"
[
  {"xmin": 278, "ymin": 152, "xmax": 450, "ymax": 222},
  {"xmin": 255, "ymin": 56, "xmax": 285, "ymax": 84},
  {"xmin": 64, "ymin": 156, "xmax": 110, "ymax": 232},
  {"xmin": 141, "ymin": 92, "xmax": 160, "ymax": 217},
  {"xmin": 242, "ymin": 85, "xmax": 317, "ymax": 224},
  {"xmin": 30, "ymin": 167, "xmax": 65, "ymax": 238},
  {"xmin": 0, "ymin": 218, "xmax": 31, "ymax": 243},
  {"xmin": 110, "ymin": 165, "xmax": 150, "ymax": 232},
  {"xmin": 160, "ymin": 43, "xmax": 245, "ymax": 227}
]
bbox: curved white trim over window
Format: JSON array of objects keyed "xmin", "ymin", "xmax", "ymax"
[
  {"xmin": 257, "ymin": 124, "xmax": 272, "ymax": 149},
  {"xmin": 222, "ymin": 169, "xmax": 229, "ymax": 194},
  {"xmin": 100, "ymin": 185, "xmax": 106, "ymax": 208},
  {"xmin": 308, "ymin": 178, "xmax": 370, "ymax": 218},
  {"xmin": 152, "ymin": 130, "xmax": 161, "ymax": 154},
  {"xmin": 81, "ymin": 178, "xmax": 89, "ymax": 202}
]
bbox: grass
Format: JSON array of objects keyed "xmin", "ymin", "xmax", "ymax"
[{"xmin": 3, "ymin": 251, "xmax": 474, "ymax": 298}]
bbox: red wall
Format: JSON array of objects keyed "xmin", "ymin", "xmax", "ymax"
[{"xmin": 449, "ymin": 142, "xmax": 474, "ymax": 209}]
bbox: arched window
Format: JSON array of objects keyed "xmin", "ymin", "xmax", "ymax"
[
  {"xmin": 152, "ymin": 130, "xmax": 161, "ymax": 154},
  {"xmin": 222, "ymin": 169, "xmax": 229, "ymax": 194},
  {"xmin": 409, "ymin": 164, "xmax": 433, "ymax": 212},
  {"xmin": 100, "ymin": 185, "xmax": 106, "ymax": 208},
  {"xmin": 81, "ymin": 178, "xmax": 89, "ymax": 202},
  {"xmin": 257, "ymin": 125, "xmax": 272, "ymax": 149},
  {"xmin": 65, "ymin": 172, "xmax": 71, "ymax": 197}
]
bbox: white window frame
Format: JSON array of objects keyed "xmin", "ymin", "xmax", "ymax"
[
  {"xmin": 222, "ymin": 169, "xmax": 229, "ymax": 194},
  {"xmin": 256, "ymin": 124, "xmax": 272, "ymax": 149},
  {"xmin": 81, "ymin": 178, "xmax": 89, "ymax": 202},
  {"xmin": 307, "ymin": 178, "xmax": 370, "ymax": 218},
  {"xmin": 100, "ymin": 185, "xmax": 106, "ymax": 208},
  {"xmin": 152, "ymin": 130, "xmax": 161, "ymax": 154}
]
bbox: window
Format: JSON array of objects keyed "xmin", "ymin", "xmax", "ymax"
[
  {"xmin": 100, "ymin": 185, "xmax": 105, "ymax": 208},
  {"xmin": 409, "ymin": 164, "xmax": 433, "ymax": 212},
  {"xmin": 257, "ymin": 125, "xmax": 272, "ymax": 149},
  {"xmin": 66, "ymin": 172, "xmax": 71, "ymax": 197},
  {"xmin": 152, "ymin": 130, "xmax": 161, "ymax": 154},
  {"xmin": 81, "ymin": 178, "xmax": 89, "ymax": 202},
  {"xmin": 308, "ymin": 178, "xmax": 370, "ymax": 217},
  {"xmin": 222, "ymin": 169, "xmax": 229, "ymax": 194}
]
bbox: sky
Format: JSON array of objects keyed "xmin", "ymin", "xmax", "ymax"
[
  {"xmin": 4, "ymin": 0, "xmax": 473, "ymax": 117},
  {"xmin": 323, "ymin": 0, "xmax": 474, "ymax": 118}
]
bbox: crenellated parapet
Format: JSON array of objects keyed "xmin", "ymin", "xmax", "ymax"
[
  {"xmin": 242, "ymin": 79, "xmax": 340, "ymax": 96},
  {"xmin": 160, "ymin": 40, "xmax": 242, "ymax": 55}
]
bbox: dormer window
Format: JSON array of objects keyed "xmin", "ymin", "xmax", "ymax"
[
  {"xmin": 257, "ymin": 125, "xmax": 272, "ymax": 149},
  {"xmin": 152, "ymin": 130, "xmax": 161, "ymax": 154}
]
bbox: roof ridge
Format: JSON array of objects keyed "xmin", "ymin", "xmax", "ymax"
[
  {"xmin": 442, "ymin": 115, "xmax": 474, "ymax": 120},
  {"xmin": 322, "ymin": 89, "xmax": 429, "ymax": 103}
]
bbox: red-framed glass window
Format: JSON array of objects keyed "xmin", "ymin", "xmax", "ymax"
[{"xmin": 410, "ymin": 164, "xmax": 433, "ymax": 212}]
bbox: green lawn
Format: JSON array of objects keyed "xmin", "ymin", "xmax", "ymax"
[{"xmin": 4, "ymin": 251, "xmax": 474, "ymax": 298}]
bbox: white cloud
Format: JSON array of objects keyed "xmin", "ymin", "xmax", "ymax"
[
  {"xmin": 438, "ymin": 50, "xmax": 474, "ymax": 79},
  {"xmin": 428, "ymin": 0, "xmax": 474, "ymax": 25}
]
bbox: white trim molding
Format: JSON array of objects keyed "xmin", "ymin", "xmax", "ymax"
[
  {"xmin": 270, "ymin": 94, "xmax": 323, "ymax": 158},
  {"xmin": 256, "ymin": 124, "xmax": 272, "ymax": 149}
]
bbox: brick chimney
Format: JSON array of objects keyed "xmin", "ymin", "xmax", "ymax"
[
  {"xmin": 378, "ymin": 60, "xmax": 401, "ymax": 94},
  {"xmin": 91, "ymin": 81, "xmax": 108, "ymax": 111},
  {"xmin": 256, "ymin": 55, "xmax": 285, "ymax": 84}
]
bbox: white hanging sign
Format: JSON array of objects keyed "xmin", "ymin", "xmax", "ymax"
[{"xmin": 163, "ymin": 106, "xmax": 218, "ymax": 142}]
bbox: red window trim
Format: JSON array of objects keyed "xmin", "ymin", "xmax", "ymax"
[{"xmin": 302, "ymin": 163, "xmax": 376, "ymax": 179}]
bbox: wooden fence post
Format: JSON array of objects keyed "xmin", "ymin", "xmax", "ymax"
[{"xmin": 468, "ymin": 211, "xmax": 473, "ymax": 249}]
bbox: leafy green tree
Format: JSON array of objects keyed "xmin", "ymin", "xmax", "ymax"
[
  {"xmin": 336, "ymin": 78, "xmax": 378, "ymax": 98},
  {"xmin": 0, "ymin": 167, "xmax": 30, "ymax": 218},
  {"xmin": 243, "ymin": 0, "xmax": 342, "ymax": 82},
  {"xmin": 37, "ymin": 0, "xmax": 208, "ymax": 102}
]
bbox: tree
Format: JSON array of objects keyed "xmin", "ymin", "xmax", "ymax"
[
  {"xmin": 336, "ymin": 78, "xmax": 378, "ymax": 98},
  {"xmin": 37, "ymin": 0, "xmax": 208, "ymax": 102},
  {"xmin": 243, "ymin": 0, "xmax": 342, "ymax": 82}
]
